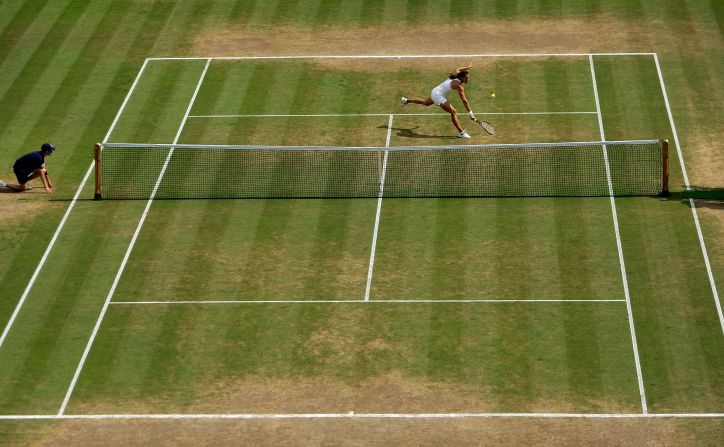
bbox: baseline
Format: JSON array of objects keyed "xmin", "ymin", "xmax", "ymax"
[
  {"xmin": 109, "ymin": 299, "xmax": 626, "ymax": 305},
  {"xmin": 0, "ymin": 412, "xmax": 721, "ymax": 420},
  {"xmin": 147, "ymin": 52, "xmax": 656, "ymax": 61},
  {"xmin": 188, "ymin": 111, "xmax": 598, "ymax": 118},
  {"xmin": 364, "ymin": 115, "xmax": 392, "ymax": 301}
]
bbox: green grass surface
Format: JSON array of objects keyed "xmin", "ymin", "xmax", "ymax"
[
  {"xmin": 0, "ymin": 0, "xmax": 722, "ymax": 445},
  {"xmin": 70, "ymin": 303, "xmax": 640, "ymax": 414}
]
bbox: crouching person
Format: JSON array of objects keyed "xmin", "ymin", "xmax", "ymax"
[{"xmin": 6, "ymin": 143, "xmax": 56, "ymax": 194}]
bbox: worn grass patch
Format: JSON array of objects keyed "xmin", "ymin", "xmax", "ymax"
[
  {"xmin": 67, "ymin": 303, "xmax": 640, "ymax": 414},
  {"xmin": 24, "ymin": 418, "xmax": 724, "ymax": 447}
]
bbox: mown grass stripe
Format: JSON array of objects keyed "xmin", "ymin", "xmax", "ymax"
[
  {"xmin": 562, "ymin": 302, "xmax": 607, "ymax": 407},
  {"xmin": 493, "ymin": 305, "xmax": 534, "ymax": 408},
  {"xmin": 59, "ymin": 58, "xmax": 212, "ymax": 415},
  {"xmin": 652, "ymin": 53, "xmax": 722, "ymax": 334},
  {"xmin": 426, "ymin": 303, "xmax": 465, "ymax": 379},
  {"xmin": 0, "ymin": 204, "xmax": 113, "ymax": 412},
  {"xmin": 170, "ymin": 0, "xmax": 225, "ymax": 58},
  {"xmin": 0, "ymin": 0, "xmax": 55, "ymax": 73},
  {"xmin": 7, "ymin": 1, "xmax": 128, "ymax": 164},
  {"xmin": 0, "ymin": 0, "xmax": 25, "ymax": 27},
  {"xmin": 545, "ymin": 55, "xmax": 605, "ymax": 406},
  {"xmin": 238, "ymin": 201, "xmax": 294, "ymax": 298},
  {"xmin": 0, "ymin": 0, "xmax": 141, "ymax": 328},
  {"xmin": 301, "ymin": 201, "xmax": 356, "ymax": 298},
  {"xmin": 0, "ymin": 0, "xmax": 99, "ymax": 141},
  {"xmin": 0, "ymin": 0, "xmax": 43, "ymax": 64},
  {"xmin": 75, "ymin": 304, "xmax": 167, "ymax": 405},
  {"xmin": 142, "ymin": 305, "xmax": 199, "ymax": 403},
  {"xmin": 592, "ymin": 52, "xmax": 723, "ymax": 411},
  {"xmin": 590, "ymin": 55, "xmax": 648, "ymax": 414},
  {"xmin": 172, "ymin": 207, "xmax": 238, "ymax": 302},
  {"xmin": 0, "ymin": 1, "xmax": 225, "ymax": 416},
  {"xmin": 289, "ymin": 0, "xmax": 326, "ymax": 24},
  {"xmin": 63, "ymin": 301, "xmax": 647, "ymax": 413},
  {"xmin": 313, "ymin": 0, "xmax": 343, "ymax": 28},
  {"xmin": 228, "ymin": 0, "xmax": 259, "ymax": 24},
  {"xmin": 241, "ymin": 0, "xmax": 282, "ymax": 25},
  {"xmin": 270, "ymin": 0, "xmax": 299, "ymax": 22},
  {"xmin": 273, "ymin": 64, "xmax": 319, "ymax": 143},
  {"xmin": 0, "ymin": 0, "xmax": 167, "ymax": 332},
  {"xmin": 0, "ymin": 0, "xmax": 197, "ymax": 414}
]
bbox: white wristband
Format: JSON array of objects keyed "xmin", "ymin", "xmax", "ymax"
[{"xmin": 468, "ymin": 111, "xmax": 475, "ymax": 118}]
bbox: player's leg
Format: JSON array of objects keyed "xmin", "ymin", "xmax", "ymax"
[
  {"xmin": 440, "ymin": 102, "xmax": 463, "ymax": 133},
  {"xmin": 5, "ymin": 169, "xmax": 31, "ymax": 191},
  {"xmin": 402, "ymin": 96, "xmax": 433, "ymax": 106},
  {"xmin": 5, "ymin": 182, "xmax": 30, "ymax": 191}
]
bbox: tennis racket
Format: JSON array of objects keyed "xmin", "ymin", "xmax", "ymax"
[{"xmin": 474, "ymin": 118, "xmax": 495, "ymax": 135}]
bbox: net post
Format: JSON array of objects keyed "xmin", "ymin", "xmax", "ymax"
[
  {"xmin": 661, "ymin": 139, "xmax": 670, "ymax": 197},
  {"xmin": 93, "ymin": 143, "xmax": 102, "ymax": 200}
]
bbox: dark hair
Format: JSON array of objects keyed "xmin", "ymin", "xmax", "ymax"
[{"xmin": 449, "ymin": 70, "xmax": 469, "ymax": 80}]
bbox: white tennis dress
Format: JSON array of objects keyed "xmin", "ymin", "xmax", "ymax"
[{"xmin": 430, "ymin": 78, "xmax": 457, "ymax": 105}]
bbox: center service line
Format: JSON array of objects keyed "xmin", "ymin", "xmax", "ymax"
[{"xmin": 364, "ymin": 115, "xmax": 393, "ymax": 301}]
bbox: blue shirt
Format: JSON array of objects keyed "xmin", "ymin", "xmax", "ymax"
[{"xmin": 14, "ymin": 151, "xmax": 44, "ymax": 174}]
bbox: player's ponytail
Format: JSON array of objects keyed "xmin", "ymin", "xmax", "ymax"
[{"xmin": 449, "ymin": 70, "xmax": 469, "ymax": 80}]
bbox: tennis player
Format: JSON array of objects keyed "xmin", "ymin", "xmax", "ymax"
[
  {"xmin": 5, "ymin": 143, "xmax": 56, "ymax": 194},
  {"xmin": 401, "ymin": 65, "xmax": 477, "ymax": 139}
]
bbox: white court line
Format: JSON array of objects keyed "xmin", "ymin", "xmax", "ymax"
[
  {"xmin": 590, "ymin": 55, "xmax": 648, "ymax": 414},
  {"xmin": 146, "ymin": 52, "xmax": 656, "ymax": 61},
  {"xmin": 188, "ymin": 111, "xmax": 598, "ymax": 118},
  {"xmin": 364, "ymin": 115, "xmax": 392, "ymax": 301},
  {"xmin": 0, "ymin": 412, "xmax": 721, "ymax": 420},
  {"xmin": 58, "ymin": 58, "xmax": 213, "ymax": 416},
  {"xmin": 3, "ymin": 52, "xmax": 712, "ymax": 421},
  {"xmin": 0, "ymin": 59, "xmax": 151, "ymax": 353},
  {"xmin": 109, "ymin": 299, "xmax": 627, "ymax": 305},
  {"xmin": 653, "ymin": 53, "xmax": 722, "ymax": 336}
]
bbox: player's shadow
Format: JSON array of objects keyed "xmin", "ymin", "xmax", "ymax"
[{"xmin": 377, "ymin": 125, "xmax": 457, "ymax": 139}]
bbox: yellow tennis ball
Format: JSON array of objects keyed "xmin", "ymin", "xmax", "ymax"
[{"xmin": 490, "ymin": 92, "xmax": 496, "ymax": 98}]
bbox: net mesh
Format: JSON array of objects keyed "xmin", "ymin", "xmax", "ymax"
[{"xmin": 99, "ymin": 141, "xmax": 664, "ymax": 199}]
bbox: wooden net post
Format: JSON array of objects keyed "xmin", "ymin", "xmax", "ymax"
[
  {"xmin": 94, "ymin": 143, "xmax": 102, "ymax": 200},
  {"xmin": 661, "ymin": 139, "xmax": 670, "ymax": 197}
]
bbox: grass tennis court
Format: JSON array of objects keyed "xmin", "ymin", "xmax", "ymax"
[{"xmin": 0, "ymin": 1, "xmax": 722, "ymax": 445}]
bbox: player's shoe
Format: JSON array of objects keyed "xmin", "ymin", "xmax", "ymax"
[
  {"xmin": 458, "ymin": 130, "xmax": 471, "ymax": 139},
  {"xmin": 400, "ymin": 97, "xmax": 408, "ymax": 107}
]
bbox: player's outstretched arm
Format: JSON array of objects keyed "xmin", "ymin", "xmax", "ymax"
[{"xmin": 450, "ymin": 64, "xmax": 473, "ymax": 76}]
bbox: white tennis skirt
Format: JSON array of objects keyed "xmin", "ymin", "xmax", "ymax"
[{"xmin": 431, "ymin": 87, "xmax": 450, "ymax": 105}]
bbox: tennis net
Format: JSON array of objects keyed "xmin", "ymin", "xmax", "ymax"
[{"xmin": 95, "ymin": 140, "xmax": 668, "ymax": 200}]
